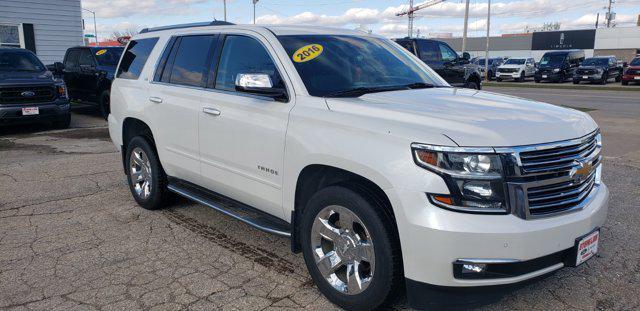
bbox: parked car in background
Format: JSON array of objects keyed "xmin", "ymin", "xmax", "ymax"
[
  {"xmin": 474, "ymin": 57, "xmax": 504, "ymax": 80},
  {"xmin": 495, "ymin": 57, "xmax": 536, "ymax": 82},
  {"xmin": 0, "ymin": 48, "xmax": 70, "ymax": 128},
  {"xmin": 110, "ymin": 22, "xmax": 608, "ymax": 310},
  {"xmin": 535, "ymin": 50, "xmax": 585, "ymax": 83},
  {"xmin": 51, "ymin": 46, "xmax": 124, "ymax": 119},
  {"xmin": 573, "ymin": 56, "xmax": 623, "ymax": 85},
  {"xmin": 394, "ymin": 38, "xmax": 483, "ymax": 89},
  {"xmin": 621, "ymin": 57, "xmax": 640, "ymax": 85}
]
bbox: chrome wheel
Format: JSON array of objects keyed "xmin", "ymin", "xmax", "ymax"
[
  {"xmin": 129, "ymin": 147, "xmax": 152, "ymax": 200},
  {"xmin": 311, "ymin": 205, "xmax": 375, "ymax": 295}
]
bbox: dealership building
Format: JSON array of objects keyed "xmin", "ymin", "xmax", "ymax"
[
  {"xmin": 0, "ymin": 0, "xmax": 84, "ymax": 64},
  {"xmin": 441, "ymin": 27, "xmax": 640, "ymax": 63}
]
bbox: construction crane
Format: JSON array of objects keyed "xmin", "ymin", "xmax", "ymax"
[{"xmin": 396, "ymin": 0, "xmax": 445, "ymax": 38}]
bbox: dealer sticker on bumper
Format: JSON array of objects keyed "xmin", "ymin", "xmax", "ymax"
[
  {"xmin": 542, "ymin": 75, "xmax": 548, "ymax": 78},
  {"xmin": 22, "ymin": 107, "xmax": 39, "ymax": 116},
  {"xmin": 583, "ymin": 76, "xmax": 589, "ymax": 79},
  {"xmin": 576, "ymin": 230, "xmax": 599, "ymax": 266}
]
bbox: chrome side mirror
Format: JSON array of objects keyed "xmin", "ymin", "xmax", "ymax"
[
  {"xmin": 235, "ymin": 73, "xmax": 273, "ymax": 89},
  {"xmin": 234, "ymin": 73, "xmax": 288, "ymax": 102}
]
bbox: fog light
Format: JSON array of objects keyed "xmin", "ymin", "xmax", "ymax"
[{"xmin": 462, "ymin": 263, "xmax": 486, "ymax": 274}]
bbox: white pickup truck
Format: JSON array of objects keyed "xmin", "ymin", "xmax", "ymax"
[{"xmin": 108, "ymin": 22, "xmax": 608, "ymax": 310}]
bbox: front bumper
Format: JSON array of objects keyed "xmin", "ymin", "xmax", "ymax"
[
  {"xmin": 496, "ymin": 72, "xmax": 521, "ymax": 79},
  {"xmin": 0, "ymin": 100, "xmax": 70, "ymax": 125},
  {"xmin": 387, "ymin": 182, "xmax": 609, "ymax": 307},
  {"xmin": 622, "ymin": 74, "xmax": 640, "ymax": 82},
  {"xmin": 535, "ymin": 72, "xmax": 564, "ymax": 81},
  {"xmin": 573, "ymin": 74, "xmax": 602, "ymax": 82}
]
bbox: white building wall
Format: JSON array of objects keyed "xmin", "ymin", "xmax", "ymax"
[
  {"xmin": 0, "ymin": 0, "xmax": 83, "ymax": 64},
  {"xmin": 595, "ymin": 27, "xmax": 640, "ymax": 50}
]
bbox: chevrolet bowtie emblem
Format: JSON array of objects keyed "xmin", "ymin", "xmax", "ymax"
[{"xmin": 570, "ymin": 160, "xmax": 592, "ymax": 182}]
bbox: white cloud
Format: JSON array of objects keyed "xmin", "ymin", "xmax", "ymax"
[
  {"xmin": 83, "ymin": 0, "xmax": 207, "ymax": 18},
  {"xmin": 256, "ymin": 8, "xmax": 381, "ymax": 26}
]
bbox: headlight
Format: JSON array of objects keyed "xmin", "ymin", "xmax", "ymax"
[
  {"xmin": 412, "ymin": 144, "xmax": 508, "ymax": 214},
  {"xmin": 56, "ymin": 84, "xmax": 68, "ymax": 99},
  {"xmin": 553, "ymin": 68, "xmax": 560, "ymax": 73}
]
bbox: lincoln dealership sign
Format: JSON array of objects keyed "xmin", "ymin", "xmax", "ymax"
[{"xmin": 532, "ymin": 30, "xmax": 596, "ymax": 50}]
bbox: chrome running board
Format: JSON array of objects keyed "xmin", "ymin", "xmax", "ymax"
[{"xmin": 167, "ymin": 178, "xmax": 291, "ymax": 237}]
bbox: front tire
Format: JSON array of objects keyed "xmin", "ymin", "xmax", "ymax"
[
  {"xmin": 52, "ymin": 113, "xmax": 71, "ymax": 129},
  {"xmin": 125, "ymin": 136, "xmax": 171, "ymax": 210},
  {"xmin": 465, "ymin": 80, "xmax": 480, "ymax": 90},
  {"xmin": 300, "ymin": 186, "xmax": 402, "ymax": 310},
  {"xmin": 99, "ymin": 90, "xmax": 110, "ymax": 121}
]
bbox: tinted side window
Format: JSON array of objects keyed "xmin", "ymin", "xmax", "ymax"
[
  {"xmin": 79, "ymin": 49, "xmax": 95, "ymax": 66},
  {"xmin": 117, "ymin": 37, "xmax": 159, "ymax": 80},
  {"xmin": 168, "ymin": 35, "xmax": 216, "ymax": 87},
  {"xmin": 64, "ymin": 49, "xmax": 80, "ymax": 70},
  {"xmin": 215, "ymin": 35, "xmax": 283, "ymax": 92},
  {"xmin": 417, "ymin": 41, "xmax": 440, "ymax": 62},
  {"xmin": 438, "ymin": 43, "xmax": 457, "ymax": 62}
]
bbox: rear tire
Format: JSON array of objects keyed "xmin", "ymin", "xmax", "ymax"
[
  {"xmin": 99, "ymin": 90, "xmax": 110, "ymax": 121},
  {"xmin": 125, "ymin": 136, "xmax": 171, "ymax": 210},
  {"xmin": 622, "ymin": 81, "xmax": 629, "ymax": 86},
  {"xmin": 300, "ymin": 185, "xmax": 402, "ymax": 311}
]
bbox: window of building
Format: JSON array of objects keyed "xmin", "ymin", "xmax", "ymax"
[{"xmin": 0, "ymin": 25, "xmax": 20, "ymax": 48}]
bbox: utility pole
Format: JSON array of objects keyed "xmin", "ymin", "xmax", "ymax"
[
  {"xmin": 484, "ymin": 0, "xmax": 491, "ymax": 81},
  {"xmin": 461, "ymin": 0, "xmax": 470, "ymax": 53},
  {"xmin": 606, "ymin": 0, "xmax": 614, "ymax": 28},
  {"xmin": 396, "ymin": 0, "xmax": 445, "ymax": 38},
  {"xmin": 82, "ymin": 8, "xmax": 98, "ymax": 44},
  {"xmin": 253, "ymin": 0, "xmax": 259, "ymax": 24},
  {"xmin": 223, "ymin": 0, "xmax": 227, "ymax": 21}
]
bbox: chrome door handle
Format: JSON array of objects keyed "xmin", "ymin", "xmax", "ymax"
[
  {"xmin": 203, "ymin": 107, "xmax": 221, "ymax": 116},
  {"xmin": 149, "ymin": 97, "xmax": 162, "ymax": 104}
]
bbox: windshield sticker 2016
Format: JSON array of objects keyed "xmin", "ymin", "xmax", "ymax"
[
  {"xmin": 293, "ymin": 44, "xmax": 323, "ymax": 63},
  {"xmin": 96, "ymin": 49, "xmax": 107, "ymax": 56}
]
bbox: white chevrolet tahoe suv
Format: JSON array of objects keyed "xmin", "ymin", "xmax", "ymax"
[
  {"xmin": 108, "ymin": 22, "xmax": 608, "ymax": 310},
  {"xmin": 496, "ymin": 57, "xmax": 536, "ymax": 82}
]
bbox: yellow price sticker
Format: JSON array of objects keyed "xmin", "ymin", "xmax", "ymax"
[
  {"xmin": 95, "ymin": 49, "xmax": 107, "ymax": 56},
  {"xmin": 292, "ymin": 44, "xmax": 323, "ymax": 63}
]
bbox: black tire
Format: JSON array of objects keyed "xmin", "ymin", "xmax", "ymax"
[
  {"xmin": 600, "ymin": 74, "xmax": 607, "ymax": 85},
  {"xmin": 622, "ymin": 81, "xmax": 629, "ymax": 86},
  {"xmin": 615, "ymin": 74, "xmax": 622, "ymax": 82},
  {"xmin": 496, "ymin": 77, "xmax": 502, "ymax": 82},
  {"xmin": 518, "ymin": 71, "xmax": 525, "ymax": 82},
  {"xmin": 125, "ymin": 136, "xmax": 171, "ymax": 210},
  {"xmin": 99, "ymin": 90, "xmax": 110, "ymax": 121},
  {"xmin": 465, "ymin": 80, "xmax": 480, "ymax": 90},
  {"xmin": 52, "ymin": 113, "xmax": 71, "ymax": 129},
  {"xmin": 534, "ymin": 78, "xmax": 540, "ymax": 83},
  {"xmin": 300, "ymin": 185, "xmax": 402, "ymax": 311},
  {"xmin": 573, "ymin": 80, "xmax": 580, "ymax": 85}
]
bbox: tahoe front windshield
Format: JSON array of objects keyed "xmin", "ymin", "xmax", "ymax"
[
  {"xmin": 277, "ymin": 35, "xmax": 445, "ymax": 97},
  {"xmin": 504, "ymin": 59, "xmax": 525, "ymax": 65},
  {"xmin": 0, "ymin": 50, "xmax": 46, "ymax": 71}
]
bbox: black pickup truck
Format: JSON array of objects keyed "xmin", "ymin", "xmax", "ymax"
[
  {"xmin": 0, "ymin": 48, "xmax": 70, "ymax": 128},
  {"xmin": 51, "ymin": 46, "xmax": 123, "ymax": 120}
]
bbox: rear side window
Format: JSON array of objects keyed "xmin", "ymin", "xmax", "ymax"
[
  {"xmin": 396, "ymin": 41, "xmax": 415, "ymax": 54},
  {"xmin": 64, "ymin": 49, "xmax": 80, "ymax": 70},
  {"xmin": 79, "ymin": 49, "xmax": 95, "ymax": 67},
  {"xmin": 214, "ymin": 35, "xmax": 283, "ymax": 92},
  {"xmin": 117, "ymin": 37, "xmax": 159, "ymax": 80},
  {"xmin": 417, "ymin": 41, "xmax": 440, "ymax": 62},
  {"xmin": 168, "ymin": 35, "xmax": 216, "ymax": 87}
]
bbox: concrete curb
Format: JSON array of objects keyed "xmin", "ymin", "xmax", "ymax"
[{"xmin": 483, "ymin": 82, "xmax": 640, "ymax": 92}]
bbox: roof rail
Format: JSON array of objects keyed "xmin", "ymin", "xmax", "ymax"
[{"xmin": 139, "ymin": 21, "xmax": 234, "ymax": 34}]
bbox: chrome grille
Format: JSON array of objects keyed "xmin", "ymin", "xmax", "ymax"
[
  {"xmin": 499, "ymin": 131, "xmax": 602, "ymax": 219},
  {"xmin": 519, "ymin": 133, "xmax": 598, "ymax": 174},
  {"xmin": 498, "ymin": 68, "xmax": 518, "ymax": 73},
  {"xmin": 0, "ymin": 85, "xmax": 56, "ymax": 104}
]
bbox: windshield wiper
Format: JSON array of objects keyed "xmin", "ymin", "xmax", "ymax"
[
  {"xmin": 402, "ymin": 82, "xmax": 439, "ymax": 89},
  {"xmin": 324, "ymin": 86, "xmax": 406, "ymax": 98}
]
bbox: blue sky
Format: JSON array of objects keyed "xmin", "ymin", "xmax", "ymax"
[{"xmin": 82, "ymin": 0, "xmax": 640, "ymax": 40}]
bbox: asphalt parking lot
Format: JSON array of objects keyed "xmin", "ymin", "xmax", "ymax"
[{"xmin": 1, "ymin": 89, "xmax": 639, "ymax": 311}]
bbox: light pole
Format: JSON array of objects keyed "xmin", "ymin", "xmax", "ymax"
[
  {"xmin": 82, "ymin": 8, "xmax": 98, "ymax": 44},
  {"xmin": 484, "ymin": 0, "xmax": 491, "ymax": 81},
  {"xmin": 253, "ymin": 0, "xmax": 259, "ymax": 24},
  {"xmin": 461, "ymin": 0, "xmax": 470, "ymax": 53},
  {"xmin": 223, "ymin": 0, "xmax": 227, "ymax": 21}
]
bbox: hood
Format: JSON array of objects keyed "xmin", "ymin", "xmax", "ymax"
[
  {"xmin": 0, "ymin": 70, "xmax": 56, "ymax": 86},
  {"xmin": 578, "ymin": 65, "xmax": 604, "ymax": 71},
  {"xmin": 499, "ymin": 64, "xmax": 524, "ymax": 69},
  {"xmin": 325, "ymin": 88, "xmax": 597, "ymax": 147}
]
